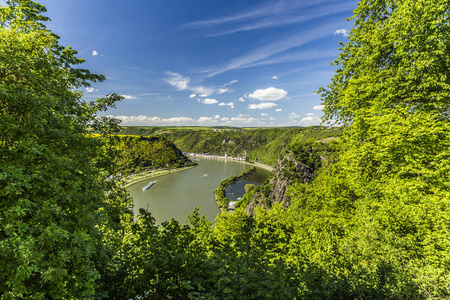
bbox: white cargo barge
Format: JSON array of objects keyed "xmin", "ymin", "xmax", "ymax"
[{"xmin": 143, "ymin": 181, "xmax": 155, "ymax": 191}]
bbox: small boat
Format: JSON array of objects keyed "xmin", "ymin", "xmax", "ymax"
[{"xmin": 143, "ymin": 181, "xmax": 155, "ymax": 191}]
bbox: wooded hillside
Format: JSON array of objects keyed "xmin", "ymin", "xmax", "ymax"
[{"xmin": 119, "ymin": 126, "xmax": 343, "ymax": 166}]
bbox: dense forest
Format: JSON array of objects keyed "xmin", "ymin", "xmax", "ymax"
[
  {"xmin": 99, "ymin": 135, "xmax": 193, "ymax": 176},
  {"xmin": 1, "ymin": 0, "xmax": 449, "ymax": 299},
  {"xmin": 119, "ymin": 126, "xmax": 342, "ymax": 166}
]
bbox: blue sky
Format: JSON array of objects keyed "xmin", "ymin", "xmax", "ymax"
[{"xmin": 37, "ymin": 0, "xmax": 358, "ymax": 127}]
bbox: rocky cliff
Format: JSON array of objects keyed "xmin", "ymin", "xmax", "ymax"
[{"xmin": 244, "ymin": 153, "xmax": 316, "ymax": 215}]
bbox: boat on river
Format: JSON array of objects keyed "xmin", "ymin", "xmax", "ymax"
[{"xmin": 143, "ymin": 181, "xmax": 155, "ymax": 191}]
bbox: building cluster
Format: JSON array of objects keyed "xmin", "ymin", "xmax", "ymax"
[{"xmin": 185, "ymin": 152, "xmax": 247, "ymax": 161}]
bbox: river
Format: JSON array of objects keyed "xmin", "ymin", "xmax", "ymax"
[{"xmin": 127, "ymin": 158, "xmax": 271, "ymax": 224}]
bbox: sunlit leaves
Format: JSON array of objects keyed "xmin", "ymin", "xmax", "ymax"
[{"xmin": 0, "ymin": 1, "xmax": 127, "ymax": 298}]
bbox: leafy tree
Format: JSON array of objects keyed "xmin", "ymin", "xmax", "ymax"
[
  {"xmin": 311, "ymin": 0, "xmax": 450, "ymax": 296},
  {"xmin": 244, "ymin": 183, "xmax": 255, "ymax": 193},
  {"xmin": 0, "ymin": 1, "xmax": 127, "ymax": 298}
]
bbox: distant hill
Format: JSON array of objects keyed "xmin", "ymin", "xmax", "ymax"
[
  {"xmin": 104, "ymin": 135, "xmax": 193, "ymax": 175},
  {"xmin": 118, "ymin": 126, "xmax": 343, "ymax": 166}
]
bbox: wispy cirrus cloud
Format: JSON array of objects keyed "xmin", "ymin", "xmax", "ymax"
[
  {"xmin": 217, "ymin": 88, "xmax": 229, "ymax": 94},
  {"xmin": 178, "ymin": 0, "xmax": 291, "ymax": 30},
  {"xmin": 204, "ymin": 19, "xmax": 344, "ymax": 78},
  {"xmin": 240, "ymin": 48, "xmax": 338, "ymax": 70},
  {"xmin": 165, "ymin": 71, "xmax": 231, "ymax": 96},
  {"xmin": 179, "ymin": 0, "xmax": 353, "ymax": 37},
  {"xmin": 165, "ymin": 71, "xmax": 190, "ymax": 90},
  {"xmin": 223, "ymin": 79, "xmax": 238, "ymax": 86}
]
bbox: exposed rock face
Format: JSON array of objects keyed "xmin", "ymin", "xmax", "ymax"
[{"xmin": 244, "ymin": 154, "xmax": 315, "ymax": 216}]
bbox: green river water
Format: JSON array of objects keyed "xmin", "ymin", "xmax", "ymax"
[{"xmin": 127, "ymin": 158, "xmax": 270, "ymax": 224}]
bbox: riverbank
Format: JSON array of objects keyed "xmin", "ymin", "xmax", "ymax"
[
  {"xmin": 122, "ymin": 165, "xmax": 195, "ymax": 189},
  {"xmin": 214, "ymin": 167, "xmax": 256, "ymax": 212},
  {"xmin": 185, "ymin": 153, "xmax": 274, "ymax": 172}
]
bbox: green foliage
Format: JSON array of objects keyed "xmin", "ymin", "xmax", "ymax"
[
  {"xmin": 119, "ymin": 126, "xmax": 343, "ymax": 166},
  {"xmin": 0, "ymin": 1, "xmax": 128, "ymax": 298},
  {"xmin": 244, "ymin": 183, "xmax": 255, "ymax": 193},
  {"xmin": 297, "ymin": 0, "xmax": 450, "ymax": 296},
  {"xmin": 105, "ymin": 135, "xmax": 193, "ymax": 176},
  {"xmin": 214, "ymin": 167, "xmax": 256, "ymax": 211},
  {"xmin": 4, "ymin": 0, "xmax": 449, "ymax": 298}
]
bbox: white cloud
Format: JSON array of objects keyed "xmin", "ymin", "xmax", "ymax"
[
  {"xmin": 193, "ymin": 87, "xmax": 215, "ymax": 96},
  {"xmin": 203, "ymin": 18, "xmax": 347, "ymax": 77},
  {"xmin": 218, "ymin": 116, "xmax": 267, "ymax": 126},
  {"xmin": 162, "ymin": 117, "xmax": 195, "ymax": 124},
  {"xmin": 92, "ymin": 50, "xmax": 98, "ymax": 56},
  {"xmin": 197, "ymin": 117, "xmax": 218, "ymax": 124},
  {"xmin": 107, "ymin": 115, "xmax": 195, "ymax": 126},
  {"xmin": 299, "ymin": 115, "xmax": 321, "ymax": 126},
  {"xmin": 248, "ymin": 87, "xmax": 287, "ymax": 101},
  {"xmin": 219, "ymin": 102, "xmax": 234, "ymax": 106},
  {"xmin": 217, "ymin": 88, "xmax": 229, "ymax": 94},
  {"xmin": 313, "ymin": 105, "xmax": 325, "ymax": 110},
  {"xmin": 121, "ymin": 95, "xmax": 136, "ymax": 100},
  {"xmin": 224, "ymin": 79, "xmax": 238, "ymax": 86},
  {"xmin": 165, "ymin": 71, "xmax": 231, "ymax": 97},
  {"xmin": 238, "ymin": 97, "xmax": 245, "ymax": 102},
  {"xmin": 190, "ymin": 94, "xmax": 196, "ymax": 98},
  {"xmin": 219, "ymin": 102, "xmax": 234, "ymax": 108},
  {"xmin": 261, "ymin": 113, "xmax": 268, "ymax": 117},
  {"xmin": 198, "ymin": 98, "xmax": 219, "ymax": 104},
  {"xmin": 272, "ymin": 76, "xmax": 278, "ymax": 79},
  {"xmin": 230, "ymin": 117, "xmax": 258, "ymax": 123},
  {"xmin": 221, "ymin": 117, "xmax": 229, "ymax": 121},
  {"xmin": 248, "ymin": 102, "xmax": 277, "ymax": 109},
  {"xmin": 275, "ymin": 108, "xmax": 282, "ymax": 112},
  {"xmin": 86, "ymin": 87, "xmax": 97, "ymax": 93},
  {"xmin": 334, "ymin": 29, "xmax": 349, "ymax": 37},
  {"xmin": 165, "ymin": 71, "xmax": 190, "ymax": 90},
  {"xmin": 306, "ymin": 113, "xmax": 315, "ymax": 116},
  {"xmin": 289, "ymin": 113, "xmax": 300, "ymax": 119},
  {"xmin": 180, "ymin": 1, "xmax": 354, "ymax": 39}
]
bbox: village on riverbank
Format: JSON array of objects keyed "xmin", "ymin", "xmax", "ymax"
[{"xmin": 185, "ymin": 152, "xmax": 274, "ymax": 172}]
